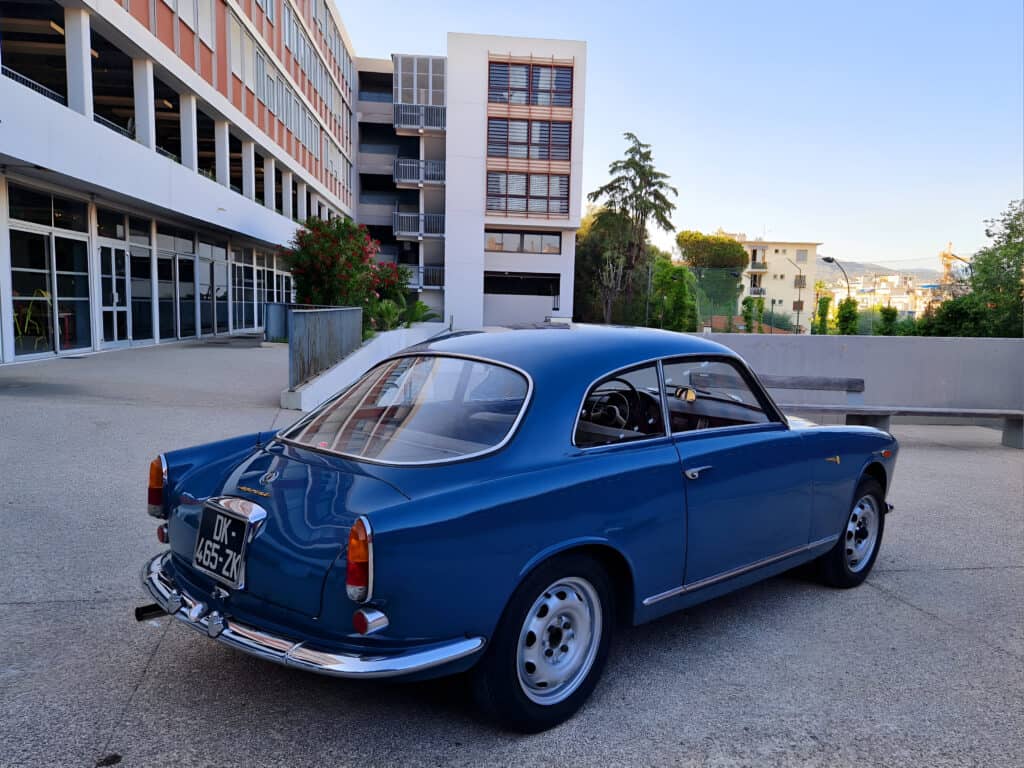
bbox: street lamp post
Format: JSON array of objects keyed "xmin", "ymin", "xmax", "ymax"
[
  {"xmin": 822, "ymin": 255, "xmax": 851, "ymax": 298},
  {"xmin": 786, "ymin": 257, "xmax": 803, "ymax": 333}
]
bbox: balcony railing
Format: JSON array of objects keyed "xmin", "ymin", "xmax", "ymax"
[
  {"xmin": 748, "ymin": 261, "xmax": 768, "ymax": 272},
  {"xmin": 93, "ymin": 113, "xmax": 133, "ymax": 139},
  {"xmin": 156, "ymin": 146, "xmax": 180, "ymax": 163},
  {"xmin": 2, "ymin": 65, "xmax": 66, "ymax": 105},
  {"xmin": 394, "ymin": 158, "xmax": 446, "ymax": 185},
  {"xmin": 393, "ymin": 212, "xmax": 445, "ymax": 238},
  {"xmin": 393, "ymin": 103, "xmax": 446, "ymax": 131},
  {"xmin": 406, "ymin": 265, "xmax": 445, "ymax": 288},
  {"xmin": 749, "ymin": 286, "xmax": 767, "ymax": 297}
]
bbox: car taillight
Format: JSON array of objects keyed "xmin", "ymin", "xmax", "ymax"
[
  {"xmin": 345, "ymin": 517, "xmax": 373, "ymax": 603},
  {"xmin": 148, "ymin": 455, "xmax": 167, "ymax": 519}
]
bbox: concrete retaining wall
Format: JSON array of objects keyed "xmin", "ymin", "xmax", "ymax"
[
  {"xmin": 280, "ymin": 322, "xmax": 447, "ymax": 411},
  {"xmin": 701, "ymin": 334, "xmax": 1024, "ymax": 411}
]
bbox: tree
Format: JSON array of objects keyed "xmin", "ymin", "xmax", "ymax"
[
  {"xmin": 646, "ymin": 248, "xmax": 697, "ymax": 332},
  {"xmin": 811, "ymin": 281, "xmax": 831, "ymax": 335},
  {"xmin": 587, "ymin": 133, "xmax": 678, "ymax": 297},
  {"xmin": 677, "ymin": 230, "xmax": 748, "ymax": 329},
  {"xmin": 741, "ymin": 297, "xmax": 756, "ymax": 332},
  {"xmin": 573, "ymin": 207, "xmax": 632, "ymax": 323},
  {"xmin": 596, "ymin": 251, "xmax": 627, "ymax": 324},
  {"xmin": 287, "ymin": 216, "xmax": 379, "ymax": 307},
  {"xmin": 836, "ymin": 297, "xmax": 859, "ymax": 335},
  {"xmin": 971, "ymin": 199, "xmax": 1023, "ymax": 337},
  {"xmin": 877, "ymin": 306, "xmax": 899, "ymax": 336}
]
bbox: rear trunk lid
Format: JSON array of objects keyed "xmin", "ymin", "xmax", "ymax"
[{"xmin": 170, "ymin": 442, "xmax": 406, "ymax": 617}]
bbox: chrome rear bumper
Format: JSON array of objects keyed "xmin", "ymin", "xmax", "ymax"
[{"xmin": 140, "ymin": 552, "xmax": 485, "ymax": 679}]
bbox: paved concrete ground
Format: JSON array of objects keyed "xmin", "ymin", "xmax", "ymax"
[{"xmin": 1, "ymin": 343, "xmax": 1022, "ymax": 767}]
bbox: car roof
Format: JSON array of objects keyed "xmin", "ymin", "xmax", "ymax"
[{"xmin": 408, "ymin": 324, "xmax": 740, "ymax": 386}]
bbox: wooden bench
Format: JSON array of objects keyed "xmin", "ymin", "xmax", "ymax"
[{"xmin": 758, "ymin": 375, "xmax": 1024, "ymax": 449}]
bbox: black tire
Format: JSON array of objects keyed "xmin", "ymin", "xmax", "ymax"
[
  {"xmin": 817, "ymin": 476, "xmax": 886, "ymax": 588},
  {"xmin": 471, "ymin": 553, "xmax": 614, "ymax": 733}
]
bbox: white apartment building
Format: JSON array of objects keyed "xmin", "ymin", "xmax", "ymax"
[
  {"xmin": 356, "ymin": 34, "xmax": 585, "ymax": 329},
  {"xmin": 730, "ymin": 234, "xmax": 821, "ymax": 334},
  {"xmin": 0, "ymin": 0, "xmax": 585, "ymax": 364}
]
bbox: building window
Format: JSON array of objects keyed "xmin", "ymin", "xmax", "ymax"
[
  {"xmin": 179, "ymin": 0, "xmax": 195, "ymax": 29},
  {"xmin": 484, "ymin": 271, "xmax": 560, "ymax": 296},
  {"xmin": 794, "ymin": 274, "xmax": 807, "ymax": 289},
  {"xmin": 487, "ymin": 119, "xmax": 570, "ymax": 161},
  {"xmin": 487, "ymin": 173, "xmax": 569, "ymax": 216},
  {"xmin": 198, "ymin": 0, "xmax": 214, "ymax": 46},
  {"xmin": 796, "ymin": 248, "xmax": 808, "ymax": 263},
  {"xmin": 485, "ymin": 230, "xmax": 562, "ymax": 254},
  {"xmin": 229, "ymin": 15, "xmax": 243, "ymax": 79},
  {"xmin": 488, "ymin": 62, "xmax": 573, "ymax": 107}
]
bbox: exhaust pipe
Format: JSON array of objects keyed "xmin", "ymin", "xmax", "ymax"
[{"xmin": 135, "ymin": 603, "xmax": 168, "ymax": 622}]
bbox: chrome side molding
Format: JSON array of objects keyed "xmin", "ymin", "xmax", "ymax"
[{"xmin": 642, "ymin": 534, "xmax": 840, "ymax": 607}]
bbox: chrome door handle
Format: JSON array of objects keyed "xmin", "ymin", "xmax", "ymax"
[{"xmin": 684, "ymin": 465, "xmax": 712, "ymax": 480}]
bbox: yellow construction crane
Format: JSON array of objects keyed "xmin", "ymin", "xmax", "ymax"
[{"xmin": 940, "ymin": 242, "xmax": 972, "ymax": 283}]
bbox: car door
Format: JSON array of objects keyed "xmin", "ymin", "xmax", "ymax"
[{"xmin": 662, "ymin": 356, "xmax": 815, "ymax": 586}]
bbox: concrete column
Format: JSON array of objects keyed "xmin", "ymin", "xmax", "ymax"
[
  {"xmin": 179, "ymin": 93, "xmax": 198, "ymax": 171},
  {"xmin": 241, "ymin": 141, "xmax": 256, "ymax": 200},
  {"xmin": 281, "ymin": 170, "xmax": 293, "ymax": 219},
  {"xmin": 132, "ymin": 59, "xmax": 156, "ymax": 149},
  {"xmin": 309, "ymin": 193, "xmax": 320, "ymax": 220},
  {"xmin": 214, "ymin": 120, "xmax": 230, "ymax": 186},
  {"xmin": 0, "ymin": 176, "xmax": 15, "ymax": 363},
  {"xmin": 263, "ymin": 155, "xmax": 275, "ymax": 209},
  {"xmin": 150, "ymin": 220, "xmax": 160, "ymax": 343},
  {"xmin": 64, "ymin": 8, "xmax": 93, "ymax": 118},
  {"xmin": 296, "ymin": 181, "xmax": 308, "ymax": 220}
]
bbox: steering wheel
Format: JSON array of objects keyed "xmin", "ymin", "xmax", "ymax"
[{"xmin": 585, "ymin": 377, "xmax": 642, "ymax": 430}]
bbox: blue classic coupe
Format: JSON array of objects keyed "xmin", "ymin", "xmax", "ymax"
[{"xmin": 138, "ymin": 325, "xmax": 897, "ymax": 731}]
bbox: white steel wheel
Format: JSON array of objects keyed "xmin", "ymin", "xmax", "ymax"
[
  {"xmin": 845, "ymin": 494, "xmax": 880, "ymax": 573},
  {"xmin": 471, "ymin": 553, "xmax": 614, "ymax": 732},
  {"xmin": 816, "ymin": 475, "xmax": 886, "ymax": 588},
  {"xmin": 515, "ymin": 576, "xmax": 603, "ymax": 705}
]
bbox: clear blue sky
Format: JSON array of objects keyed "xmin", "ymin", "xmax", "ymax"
[{"xmin": 339, "ymin": 0, "xmax": 1024, "ymax": 270}]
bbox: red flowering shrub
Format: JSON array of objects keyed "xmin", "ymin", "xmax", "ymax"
[{"xmin": 285, "ymin": 216, "xmax": 379, "ymax": 307}]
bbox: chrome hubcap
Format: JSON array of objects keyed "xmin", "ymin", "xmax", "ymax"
[
  {"xmin": 845, "ymin": 495, "xmax": 879, "ymax": 573},
  {"xmin": 516, "ymin": 576, "xmax": 602, "ymax": 705}
]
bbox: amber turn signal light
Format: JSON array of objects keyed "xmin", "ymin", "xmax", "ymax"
[
  {"xmin": 148, "ymin": 455, "xmax": 167, "ymax": 519},
  {"xmin": 345, "ymin": 517, "xmax": 373, "ymax": 603}
]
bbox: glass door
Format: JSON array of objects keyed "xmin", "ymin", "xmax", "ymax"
[
  {"xmin": 99, "ymin": 244, "xmax": 130, "ymax": 345},
  {"xmin": 10, "ymin": 229, "xmax": 55, "ymax": 356},
  {"xmin": 157, "ymin": 253, "xmax": 178, "ymax": 339},
  {"xmin": 54, "ymin": 236, "xmax": 92, "ymax": 351}
]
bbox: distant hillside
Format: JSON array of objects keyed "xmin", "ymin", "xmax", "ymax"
[{"xmin": 825, "ymin": 261, "xmax": 941, "ymax": 282}]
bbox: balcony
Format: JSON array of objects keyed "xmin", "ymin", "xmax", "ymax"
[
  {"xmin": 749, "ymin": 286, "xmax": 767, "ymax": 297},
  {"xmin": 406, "ymin": 265, "xmax": 445, "ymax": 289},
  {"xmin": 748, "ymin": 261, "xmax": 768, "ymax": 272},
  {"xmin": 2, "ymin": 65, "xmax": 66, "ymax": 106},
  {"xmin": 393, "ymin": 104, "xmax": 446, "ymax": 133},
  {"xmin": 394, "ymin": 159, "xmax": 445, "ymax": 187},
  {"xmin": 393, "ymin": 212, "xmax": 445, "ymax": 239}
]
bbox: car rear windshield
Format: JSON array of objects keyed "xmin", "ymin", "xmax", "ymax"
[{"xmin": 283, "ymin": 355, "xmax": 531, "ymax": 464}]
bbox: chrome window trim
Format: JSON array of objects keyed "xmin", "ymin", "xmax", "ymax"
[
  {"xmin": 641, "ymin": 533, "xmax": 840, "ymax": 606},
  {"xmin": 276, "ymin": 352, "xmax": 535, "ymax": 467},
  {"xmin": 660, "ymin": 353, "xmax": 788, "ymax": 436},
  {"xmin": 571, "ymin": 356, "xmax": 672, "ymax": 451}
]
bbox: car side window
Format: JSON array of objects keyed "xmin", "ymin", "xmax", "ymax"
[
  {"xmin": 575, "ymin": 364, "xmax": 666, "ymax": 448},
  {"xmin": 661, "ymin": 359, "xmax": 770, "ymax": 434}
]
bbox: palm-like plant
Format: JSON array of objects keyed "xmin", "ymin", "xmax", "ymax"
[{"xmin": 587, "ymin": 133, "xmax": 678, "ymax": 292}]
